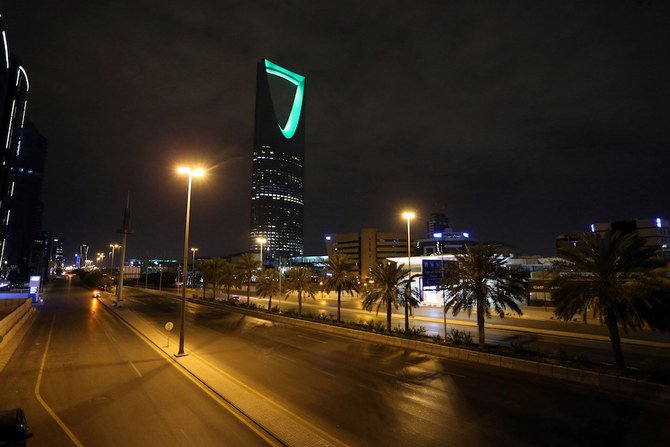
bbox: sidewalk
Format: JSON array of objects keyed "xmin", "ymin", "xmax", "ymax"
[{"xmin": 98, "ymin": 294, "xmax": 344, "ymax": 447}]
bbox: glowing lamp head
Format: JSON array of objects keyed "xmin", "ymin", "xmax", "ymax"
[
  {"xmin": 402, "ymin": 211, "xmax": 416, "ymax": 220},
  {"xmin": 256, "ymin": 237, "xmax": 267, "ymax": 245},
  {"xmin": 177, "ymin": 166, "xmax": 205, "ymax": 177}
]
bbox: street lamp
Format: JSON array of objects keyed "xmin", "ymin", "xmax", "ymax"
[
  {"xmin": 177, "ymin": 166, "xmax": 204, "ymax": 356},
  {"xmin": 256, "ymin": 237, "xmax": 267, "ymax": 270},
  {"xmin": 109, "ymin": 244, "xmax": 121, "ymax": 271},
  {"xmin": 402, "ymin": 211, "xmax": 415, "ymax": 330},
  {"xmin": 190, "ymin": 247, "xmax": 198, "ymax": 289}
]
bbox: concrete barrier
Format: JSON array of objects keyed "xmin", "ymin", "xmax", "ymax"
[{"xmin": 0, "ymin": 298, "xmax": 33, "ymax": 352}]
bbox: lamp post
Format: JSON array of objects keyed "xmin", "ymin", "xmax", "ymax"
[
  {"xmin": 402, "ymin": 211, "xmax": 415, "ymax": 330},
  {"xmin": 177, "ymin": 166, "xmax": 204, "ymax": 356},
  {"xmin": 190, "ymin": 247, "xmax": 198, "ymax": 289},
  {"xmin": 109, "ymin": 244, "xmax": 121, "ymax": 271},
  {"xmin": 256, "ymin": 237, "xmax": 267, "ymax": 270}
]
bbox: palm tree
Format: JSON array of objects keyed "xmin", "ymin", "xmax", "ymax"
[
  {"xmin": 200, "ymin": 258, "xmax": 226, "ymax": 300},
  {"xmin": 283, "ymin": 267, "xmax": 319, "ymax": 316},
  {"xmin": 237, "ymin": 252, "xmax": 260, "ymax": 305},
  {"xmin": 322, "ymin": 253, "xmax": 359, "ymax": 322},
  {"xmin": 218, "ymin": 260, "xmax": 239, "ymax": 301},
  {"xmin": 441, "ymin": 244, "xmax": 525, "ymax": 349},
  {"xmin": 256, "ymin": 269, "xmax": 280, "ymax": 310},
  {"xmin": 400, "ymin": 273, "xmax": 422, "ymax": 331},
  {"xmin": 361, "ymin": 261, "xmax": 407, "ymax": 332},
  {"xmin": 551, "ymin": 230, "xmax": 670, "ymax": 370}
]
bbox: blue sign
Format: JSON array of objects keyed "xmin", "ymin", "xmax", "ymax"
[{"xmin": 422, "ymin": 259, "xmax": 458, "ymax": 288}]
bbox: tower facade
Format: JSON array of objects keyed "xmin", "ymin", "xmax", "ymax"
[
  {"xmin": 0, "ymin": 16, "xmax": 44, "ymax": 278},
  {"xmin": 250, "ymin": 59, "xmax": 306, "ymax": 262}
]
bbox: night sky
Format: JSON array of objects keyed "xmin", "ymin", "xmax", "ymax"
[{"xmin": 1, "ymin": 1, "xmax": 669, "ymax": 262}]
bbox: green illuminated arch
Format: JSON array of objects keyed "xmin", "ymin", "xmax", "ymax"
[{"xmin": 264, "ymin": 59, "xmax": 305, "ymax": 140}]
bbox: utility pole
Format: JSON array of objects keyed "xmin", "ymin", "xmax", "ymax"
[{"xmin": 116, "ymin": 192, "xmax": 133, "ymax": 307}]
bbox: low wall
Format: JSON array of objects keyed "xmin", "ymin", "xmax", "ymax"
[{"xmin": 0, "ymin": 298, "xmax": 33, "ymax": 351}]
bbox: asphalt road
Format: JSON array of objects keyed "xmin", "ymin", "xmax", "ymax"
[
  {"xmin": 154, "ymin": 285, "xmax": 670, "ymax": 369},
  {"xmin": 120, "ymin": 285, "xmax": 670, "ymax": 447},
  {"xmin": 0, "ymin": 279, "xmax": 275, "ymax": 447}
]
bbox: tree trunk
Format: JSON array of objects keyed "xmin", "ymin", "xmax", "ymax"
[
  {"xmin": 246, "ymin": 280, "xmax": 251, "ymax": 305},
  {"xmin": 604, "ymin": 310, "xmax": 626, "ymax": 370},
  {"xmin": 337, "ymin": 287, "xmax": 342, "ymax": 322},
  {"xmin": 387, "ymin": 298, "xmax": 392, "ymax": 332},
  {"xmin": 298, "ymin": 291, "xmax": 303, "ymax": 315},
  {"xmin": 477, "ymin": 298, "xmax": 486, "ymax": 349},
  {"xmin": 404, "ymin": 300, "xmax": 410, "ymax": 331},
  {"xmin": 268, "ymin": 294, "xmax": 272, "ymax": 311}
]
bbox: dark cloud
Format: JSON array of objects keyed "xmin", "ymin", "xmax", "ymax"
[{"xmin": 0, "ymin": 0, "xmax": 668, "ymax": 260}]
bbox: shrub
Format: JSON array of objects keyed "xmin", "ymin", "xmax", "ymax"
[
  {"xmin": 393, "ymin": 326, "xmax": 427, "ymax": 338},
  {"xmin": 445, "ymin": 329, "xmax": 473, "ymax": 346}
]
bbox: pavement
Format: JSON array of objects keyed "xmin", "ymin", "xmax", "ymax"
[
  {"xmin": 4, "ymin": 285, "xmax": 666, "ymax": 445},
  {"xmin": 97, "ymin": 289, "xmax": 670, "ymax": 408},
  {"xmin": 97, "ymin": 293, "xmax": 344, "ymax": 447}
]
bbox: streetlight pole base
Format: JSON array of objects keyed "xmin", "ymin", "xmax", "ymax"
[{"xmin": 174, "ymin": 352, "xmax": 189, "ymax": 358}]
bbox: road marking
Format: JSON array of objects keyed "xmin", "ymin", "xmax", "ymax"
[
  {"xmin": 128, "ymin": 360, "xmax": 142, "ymax": 377},
  {"xmin": 111, "ymin": 313, "xmax": 283, "ymax": 447},
  {"xmin": 192, "ymin": 351, "xmax": 349, "ymax": 447},
  {"xmin": 34, "ymin": 316, "xmax": 85, "ymax": 447}
]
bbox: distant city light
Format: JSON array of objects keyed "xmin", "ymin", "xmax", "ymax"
[
  {"xmin": 433, "ymin": 233, "xmax": 442, "ymax": 238},
  {"xmin": 463, "ymin": 232, "xmax": 469, "ymax": 238},
  {"xmin": 657, "ymin": 218, "xmax": 662, "ymax": 228},
  {"xmin": 2, "ymin": 31, "xmax": 8, "ymax": 69},
  {"xmin": 591, "ymin": 224, "xmax": 595, "ymax": 233},
  {"xmin": 325, "ymin": 235, "xmax": 331, "ymax": 241}
]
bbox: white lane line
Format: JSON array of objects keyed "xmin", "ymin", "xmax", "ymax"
[{"xmin": 128, "ymin": 360, "xmax": 142, "ymax": 377}]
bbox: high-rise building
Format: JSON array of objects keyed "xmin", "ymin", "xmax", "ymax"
[
  {"xmin": 32, "ymin": 232, "xmax": 63, "ymax": 279},
  {"xmin": 0, "ymin": 17, "xmax": 44, "ymax": 279},
  {"xmin": 250, "ymin": 59, "xmax": 306, "ymax": 262},
  {"xmin": 5, "ymin": 119, "xmax": 47, "ymax": 274},
  {"xmin": 427, "ymin": 212, "xmax": 450, "ymax": 238}
]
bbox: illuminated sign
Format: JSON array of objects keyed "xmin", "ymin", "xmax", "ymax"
[
  {"xmin": 422, "ymin": 259, "xmax": 458, "ymax": 288},
  {"xmin": 264, "ymin": 59, "xmax": 305, "ymax": 140}
]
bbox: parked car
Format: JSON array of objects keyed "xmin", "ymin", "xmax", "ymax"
[{"xmin": 0, "ymin": 408, "xmax": 32, "ymax": 446}]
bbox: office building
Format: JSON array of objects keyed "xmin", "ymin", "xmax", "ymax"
[
  {"xmin": 592, "ymin": 218, "xmax": 670, "ymax": 262},
  {"xmin": 250, "ymin": 59, "xmax": 306, "ymax": 263},
  {"xmin": 0, "ymin": 17, "xmax": 45, "ymax": 279},
  {"xmin": 324, "ymin": 228, "xmax": 409, "ymax": 279}
]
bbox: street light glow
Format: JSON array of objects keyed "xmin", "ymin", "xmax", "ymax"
[
  {"xmin": 178, "ymin": 166, "xmax": 205, "ymax": 177},
  {"xmin": 402, "ymin": 211, "xmax": 415, "ymax": 220}
]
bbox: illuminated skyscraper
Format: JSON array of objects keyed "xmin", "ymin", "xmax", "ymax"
[
  {"xmin": 0, "ymin": 16, "xmax": 44, "ymax": 278},
  {"xmin": 250, "ymin": 59, "xmax": 305, "ymax": 262}
]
